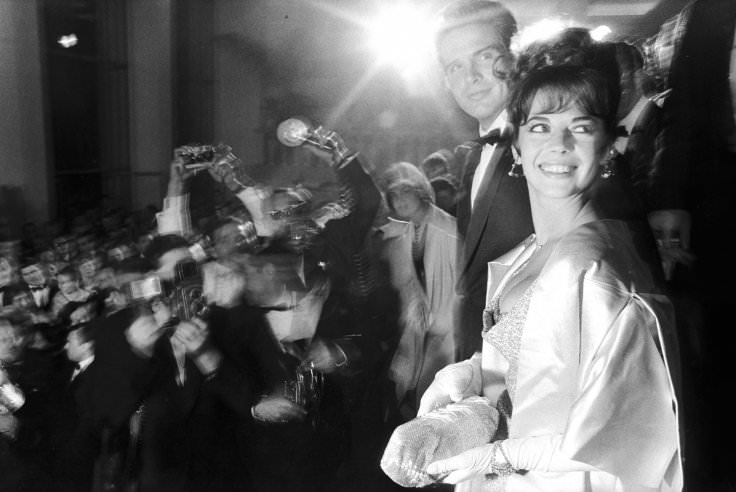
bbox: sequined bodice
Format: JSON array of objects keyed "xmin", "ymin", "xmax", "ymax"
[{"xmin": 482, "ymin": 281, "xmax": 535, "ymax": 400}]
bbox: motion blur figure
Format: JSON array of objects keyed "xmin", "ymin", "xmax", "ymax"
[{"xmin": 378, "ymin": 162, "xmax": 460, "ymax": 419}]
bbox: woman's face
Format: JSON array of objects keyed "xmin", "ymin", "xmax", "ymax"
[
  {"xmin": 517, "ymin": 92, "xmax": 610, "ymax": 201},
  {"xmin": 388, "ymin": 188, "xmax": 424, "ymax": 222}
]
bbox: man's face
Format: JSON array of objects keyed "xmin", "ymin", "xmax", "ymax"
[
  {"xmin": 21, "ymin": 264, "xmax": 46, "ymax": 286},
  {"xmin": 437, "ymin": 22, "xmax": 511, "ymax": 128},
  {"xmin": 0, "ymin": 322, "xmax": 26, "ymax": 364},
  {"xmin": 65, "ymin": 329, "xmax": 92, "ymax": 363},
  {"xmin": 79, "ymin": 258, "xmax": 101, "ymax": 279}
]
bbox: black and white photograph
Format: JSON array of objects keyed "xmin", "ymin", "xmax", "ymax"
[{"xmin": 1, "ymin": 0, "xmax": 734, "ymax": 490}]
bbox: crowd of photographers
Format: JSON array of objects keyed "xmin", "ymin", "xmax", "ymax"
[{"xmin": 0, "ymin": 128, "xmax": 408, "ymax": 492}]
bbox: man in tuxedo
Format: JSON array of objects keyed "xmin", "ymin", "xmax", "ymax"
[
  {"xmin": 49, "ymin": 322, "xmax": 100, "ymax": 492},
  {"xmin": 20, "ymin": 261, "xmax": 57, "ymax": 313},
  {"xmin": 433, "ymin": 0, "xmax": 533, "ymax": 359}
]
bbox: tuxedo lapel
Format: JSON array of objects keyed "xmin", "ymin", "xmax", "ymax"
[
  {"xmin": 462, "ymin": 143, "xmax": 511, "ymax": 274},
  {"xmin": 455, "ymin": 142, "xmax": 483, "ymax": 236}
]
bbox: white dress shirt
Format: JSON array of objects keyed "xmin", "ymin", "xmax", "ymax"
[
  {"xmin": 470, "ymin": 111, "xmax": 509, "ymax": 210},
  {"xmin": 71, "ymin": 355, "xmax": 95, "ymax": 382}
]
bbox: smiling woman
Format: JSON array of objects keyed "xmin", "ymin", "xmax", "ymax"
[
  {"xmin": 511, "ymin": 66, "xmax": 617, "ymax": 205},
  {"xmin": 419, "ymin": 64, "xmax": 683, "ymax": 492}
]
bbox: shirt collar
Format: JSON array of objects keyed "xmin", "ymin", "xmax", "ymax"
[
  {"xmin": 75, "ymin": 355, "xmax": 95, "ymax": 373},
  {"xmin": 478, "ymin": 110, "xmax": 509, "ymax": 138}
]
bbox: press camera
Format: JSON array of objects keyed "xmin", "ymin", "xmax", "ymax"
[{"xmin": 128, "ymin": 258, "xmax": 209, "ymax": 327}]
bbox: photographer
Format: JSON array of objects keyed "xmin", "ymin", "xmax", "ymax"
[
  {"xmin": 205, "ymin": 125, "xmax": 403, "ymax": 491},
  {"xmin": 88, "ymin": 238, "xmax": 253, "ymax": 492}
]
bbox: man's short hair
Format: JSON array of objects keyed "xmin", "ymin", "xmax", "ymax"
[
  {"xmin": 68, "ymin": 321, "xmax": 95, "ymax": 345},
  {"xmin": 434, "ymin": 0, "xmax": 517, "ymax": 52}
]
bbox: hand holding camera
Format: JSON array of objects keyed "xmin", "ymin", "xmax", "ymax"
[
  {"xmin": 125, "ymin": 313, "xmax": 165, "ymax": 358},
  {"xmin": 172, "ymin": 318, "xmax": 209, "ymax": 356}
]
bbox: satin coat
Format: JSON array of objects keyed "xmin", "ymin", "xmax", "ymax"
[
  {"xmin": 459, "ymin": 220, "xmax": 682, "ymax": 492},
  {"xmin": 380, "ymin": 205, "xmax": 460, "ymax": 406}
]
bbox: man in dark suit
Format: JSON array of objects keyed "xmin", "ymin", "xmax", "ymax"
[
  {"xmin": 433, "ymin": 0, "xmax": 534, "ymax": 359},
  {"xmin": 49, "ymin": 322, "xmax": 100, "ymax": 492},
  {"xmin": 657, "ymin": 1, "xmax": 736, "ymax": 489}
]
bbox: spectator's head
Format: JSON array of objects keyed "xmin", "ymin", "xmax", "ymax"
[
  {"xmin": 421, "ymin": 148, "xmax": 458, "ymax": 181},
  {"xmin": 57, "ymin": 266, "xmax": 81, "ymax": 296},
  {"xmin": 0, "ymin": 317, "xmax": 28, "ymax": 364},
  {"xmin": 429, "ymin": 175, "xmax": 459, "ymax": 215},
  {"xmin": 6, "ymin": 283, "xmax": 34, "ymax": 312},
  {"xmin": 434, "ymin": 0, "xmax": 517, "ymax": 128},
  {"xmin": 0, "ymin": 257, "xmax": 15, "ymax": 288},
  {"xmin": 381, "ymin": 162, "xmax": 434, "ymax": 222},
  {"xmin": 54, "ymin": 233, "xmax": 78, "ymax": 259},
  {"xmin": 77, "ymin": 252, "xmax": 103, "ymax": 282},
  {"xmin": 65, "ymin": 322, "xmax": 95, "ymax": 364},
  {"xmin": 20, "ymin": 261, "xmax": 48, "ymax": 287}
]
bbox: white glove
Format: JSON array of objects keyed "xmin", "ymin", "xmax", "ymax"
[
  {"xmin": 426, "ymin": 442, "xmax": 510, "ymax": 484},
  {"xmin": 417, "ymin": 354, "xmax": 481, "ymax": 416}
]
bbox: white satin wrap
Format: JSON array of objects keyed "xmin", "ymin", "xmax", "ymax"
[{"xmin": 459, "ymin": 220, "xmax": 682, "ymax": 492}]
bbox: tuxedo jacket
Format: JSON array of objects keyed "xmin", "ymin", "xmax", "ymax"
[
  {"xmin": 48, "ymin": 359, "xmax": 101, "ymax": 492},
  {"xmin": 453, "ymin": 140, "xmax": 533, "ymax": 359}
]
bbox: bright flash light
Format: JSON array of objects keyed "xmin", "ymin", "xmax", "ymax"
[
  {"xmin": 57, "ymin": 34, "xmax": 78, "ymax": 48},
  {"xmin": 514, "ymin": 18, "xmax": 567, "ymax": 50},
  {"xmin": 590, "ymin": 25, "xmax": 612, "ymax": 41},
  {"xmin": 367, "ymin": 4, "xmax": 433, "ymax": 70}
]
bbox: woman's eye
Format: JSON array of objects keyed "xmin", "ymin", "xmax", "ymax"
[
  {"xmin": 478, "ymin": 50, "xmax": 497, "ymax": 62},
  {"xmin": 571, "ymin": 124, "xmax": 594, "ymax": 134},
  {"xmin": 527, "ymin": 123, "xmax": 548, "ymax": 133}
]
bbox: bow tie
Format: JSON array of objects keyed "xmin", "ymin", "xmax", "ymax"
[
  {"xmin": 29, "ymin": 285, "xmax": 46, "ymax": 292},
  {"xmin": 479, "ymin": 129, "xmax": 509, "ymax": 146}
]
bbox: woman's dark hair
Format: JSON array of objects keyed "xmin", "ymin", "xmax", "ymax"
[{"xmin": 507, "ymin": 65, "xmax": 619, "ymax": 139}]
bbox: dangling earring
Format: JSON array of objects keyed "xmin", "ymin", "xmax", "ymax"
[
  {"xmin": 508, "ymin": 147, "xmax": 524, "ymax": 178},
  {"xmin": 600, "ymin": 147, "xmax": 619, "ymax": 179}
]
